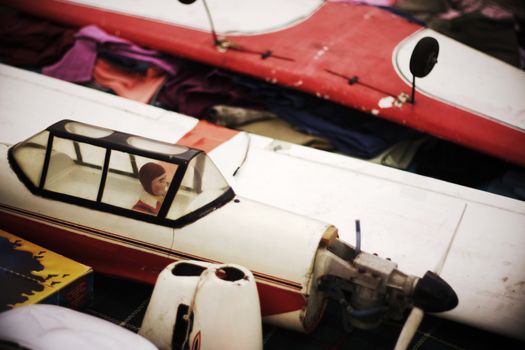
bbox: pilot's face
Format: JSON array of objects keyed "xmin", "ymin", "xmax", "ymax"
[{"xmin": 151, "ymin": 173, "xmax": 169, "ymax": 196}]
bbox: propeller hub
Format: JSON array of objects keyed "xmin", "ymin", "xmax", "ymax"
[{"xmin": 413, "ymin": 271, "xmax": 458, "ymax": 313}]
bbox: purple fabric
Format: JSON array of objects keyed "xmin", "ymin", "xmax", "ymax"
[
  {"xmin": 42, "ymin": 38, "xmax": 97, "ymax": 82},
  {"xmin": 328, "ymin": 0, "xmax": 396, "ymax": 6},
  {"xmin": 441, "ymin": 0, "xmax": 514, "ymax": 20},
  {"xmin": 156, "ymin": 67, "xmax": 261, "ymax": 118},
  {"xmin": 43, "ymin": 25, "xmax": 178, "ymax": 82}
]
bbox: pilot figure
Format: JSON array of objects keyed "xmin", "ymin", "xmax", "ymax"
[{"xmin": 133, "ymin": 162, "xmax": 169, "ymax": 215}]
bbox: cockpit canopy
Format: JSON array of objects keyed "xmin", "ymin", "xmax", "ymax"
[{"xmin": 9, "ymin": 120, "xmax": 234, "ymax": 227}]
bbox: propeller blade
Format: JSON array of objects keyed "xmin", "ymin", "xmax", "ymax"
[
  {"xmin": 394, "ymin": 307, "xmax": 424, "ymax": 350},
  {"xmin": 394, "ymin": 204, "xmax": 466, "ymax": 349},
  {"xmin": 434, "ymin": 203, "xmax": 467, "ymax": 275}
]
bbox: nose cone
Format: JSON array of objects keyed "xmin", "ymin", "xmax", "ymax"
[{"xmin": 413, "ymin": 271, "xmax": 458, "ymax": 313}]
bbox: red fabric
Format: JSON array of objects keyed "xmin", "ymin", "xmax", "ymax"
[{"xmin": 93, "ymin": 58, "xmax": 167, "ymax": 103}]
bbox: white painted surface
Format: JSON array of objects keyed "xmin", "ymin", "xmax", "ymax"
[
  {"xmin": 170, "ymin": 198, "xmax": 327, "ymax": 286},
  {"xmin": 66, "ymin": 0, "xmax": 323, "ymax": 35},
  {"xmin": 140, "ymin": 261, "xmax": 262, "ymax": 350},
  {"xmin": 394, "ymin": 28, "xmax": 525, "ymax": 132},
  {"xmin": 214, "ymin": 137, "xmax": 525, "ymax": 340},
  {"xmin": 1, "ymin": 64, "xmax": 525, "ymax": 339},
  {"xmin": 0, "ymin": 64, "xmax": 327, "ymax": 288},
  {"xmin": 0, "ymin": 64, "xmax": 197, "ymax": 146},
  {"xmin": 442, "ymin": 203, "xmax": 525, "ymax": 336},
  {"xmin": 0, "ymin": 142, "xmax": 327, "ymax": 330},
  {"xmin": 0, "ymin": 144, "xmax": 175, "ymax": 254},
  {"xmin": 0, "ymin": 304, "xmax": 157, "ymax": 350},
  {"xmin": 0, "ymin": 64, "xmax": 329, "ymax": 331}
]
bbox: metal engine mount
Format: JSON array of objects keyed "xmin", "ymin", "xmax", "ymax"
[{"xmin": 315, "ymin": 238, "xmax": 456, "ymax": 331}]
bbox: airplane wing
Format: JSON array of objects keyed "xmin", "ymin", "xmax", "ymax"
[
  {"xmin": 2, "ymin": 0, "xmax": 525, "ymax": 168},
  {"xmin": 212, "ymin": 134, "xmax": 525, "ymax": 339}
]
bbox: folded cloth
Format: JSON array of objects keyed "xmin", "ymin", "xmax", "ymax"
[
  {"xmin": 231, "ymin": 75, "xmax": 421, "ymax": 158},
  {"xmin": 156, "ymin": 66, "xmax": 261, "ymax": 118},
  {"xmin": 93, "ymin": 58, "xmax": 167, "ymax": 103},
  {"xmin": 42, "ymin": 37, "xmax": 97, "ymax": 82},
  {"xmin": 0, "ymin": 12, "xmax": 75, "ymax": 68},
  {"xmin": 43, "ymin": 25, "xmax": 179, "ymax": 82}
]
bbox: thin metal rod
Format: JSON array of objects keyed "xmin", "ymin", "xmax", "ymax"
[
  {"xmin": 202, "ymin": 0, "xmax": 219, "ymax": 45},
  {"xmin": 411, "ymin": 75, "xmax": 416, "ymax": 104},
  {"xmin": 355, "ymin": 220, "xmax": 361, "ymax": 255}
]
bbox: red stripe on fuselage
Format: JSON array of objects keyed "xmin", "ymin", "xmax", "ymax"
[
  {"xmin": 0, "ymin": 207, "xmax": 305, "ymax": 317},
  {"xmin": 0, "ymin": 207, "xmax": 170, "ymax": 284}
]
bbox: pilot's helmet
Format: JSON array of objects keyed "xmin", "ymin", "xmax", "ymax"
[{"xmin": 139, "ymin": 163, "xmax": 165, "ymax": 195}]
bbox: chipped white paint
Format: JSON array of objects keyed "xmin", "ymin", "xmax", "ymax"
[
  {"xmin": 379, "ymin": 96, "xmax": 395, "ymax": 108},
  {"xmin": 313, "ymin": 46, "xmax": 329, "ymax": 60},
  {"xmin": 379, "ymin": 93, "xmax": 410, "ymax": 109}
]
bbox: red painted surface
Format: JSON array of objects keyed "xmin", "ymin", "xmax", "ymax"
[
  {"xmin": 2, "ymin": 0, "xmax": 524, "ymax": 166},
  {"xmin": 0, "ymin": 209, "xmax": 306, "ymax": 317},
  {"xmin": 178, "ymin": 120, "xmax": 239, "ymax": 153},
  {"xmin": 257, "ymin": 280, "xmax": 306, "ymax": 317},
  {"xmin": 191, "ymin": 331, "xmax": 201, "ymax": 350}
]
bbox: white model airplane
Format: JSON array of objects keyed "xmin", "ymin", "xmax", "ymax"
[
  {"xmin": 0, "ymin": 105, "xmax": 456, "ymax": 335},
  {"xmin": 0, "ymin": 64, "xmax": 524, "ymax": 346}
]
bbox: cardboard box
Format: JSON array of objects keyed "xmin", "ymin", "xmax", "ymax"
[{"xmin": 0, "ymin": 230, "xmax": 93, "ymax": 311}]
